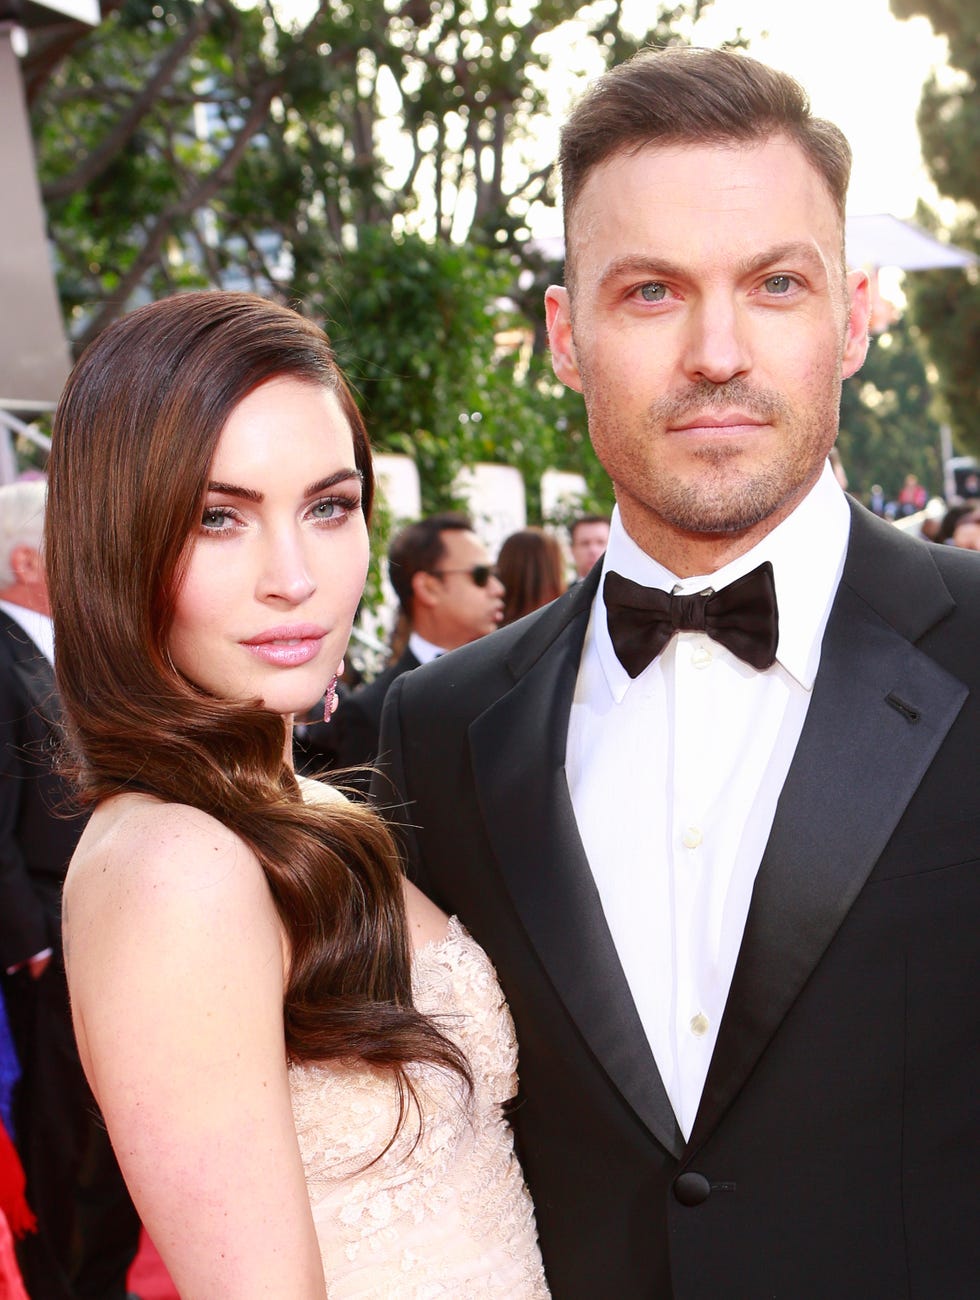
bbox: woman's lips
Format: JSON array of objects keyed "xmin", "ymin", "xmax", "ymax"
[{"xmin": 241, "ymin": 625, "xmax": 327, "ymax": 667}]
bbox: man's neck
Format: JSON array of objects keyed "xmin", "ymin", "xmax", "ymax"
[
  {"xmin": 0, "ymin": 582, "xmax": 49, "ymax": 616},
  {"xmin": 617, "ymin": 488, "xmax": 816, "ymax": 579}
]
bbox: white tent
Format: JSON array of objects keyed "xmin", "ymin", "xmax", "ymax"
[
  {"xmin": 533, "ymin": 215, "xmax": 976, "ymax": 274},
  {"xmin": 844, "ymin": 214, "xmax": 974, "ymax": 271}
]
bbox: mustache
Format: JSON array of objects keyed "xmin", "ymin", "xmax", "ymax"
[{"xmin": 649, "ymin": 378, "xmax": 788, "ymax": 425}]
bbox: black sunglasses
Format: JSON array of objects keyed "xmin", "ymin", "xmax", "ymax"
[{"xmin": 430, "ymin": 564, "xmax": 499, "ymax": 588}]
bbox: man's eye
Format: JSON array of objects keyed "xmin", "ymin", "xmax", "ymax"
[
  {"xmin": 763, "ymin": 275, "xmax": 794, "ymax": 295},
  {"xmin": 638, "ymin": 283, "xmax": 668, "ymax": 303}
]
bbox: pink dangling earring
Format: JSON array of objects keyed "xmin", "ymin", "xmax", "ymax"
[{"xmin": 324, "ymin": 675, "xmax": 339, "ymax": 720}]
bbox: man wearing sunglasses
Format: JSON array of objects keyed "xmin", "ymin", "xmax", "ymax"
[{"xmin": 330, "ymin": 512, "xmax": 504, "ymax": 786}]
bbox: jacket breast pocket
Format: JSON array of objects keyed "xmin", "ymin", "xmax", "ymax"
[{"xmin": 868, "ymin": 814, "xmax": 980, "ymax": 883}]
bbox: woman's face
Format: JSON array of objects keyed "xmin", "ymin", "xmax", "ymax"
[{"xmin": 168, "ymin": 376, "xmax": 369, "ymax": 717}]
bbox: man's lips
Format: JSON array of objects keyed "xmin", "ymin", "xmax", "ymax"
[
  {"xmin": 241, "ymin": 624, "xmax": 327, "ymax": 667},
  {"xmin": 669, "ymin": 412, "xmax": 768, "ymax": 432}
]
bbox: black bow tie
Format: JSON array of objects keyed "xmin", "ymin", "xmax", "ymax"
[{"xmin": 603, "ymin": 561, "xmax": 779, "ymax": 677}]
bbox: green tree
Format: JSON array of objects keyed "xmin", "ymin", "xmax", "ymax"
[
  {"xmin": 320, "ymin": 227, "xmax": 610, "ymax": 519},
  {"xmin": 26, "ymin": 0, "xmax": 714, "ymax": 518},
  {"xmin": 890, "ymin": 0, "xmax": 980, "ymax": 457},
  {"xmin": 27, "ymin": 0, "xmax": 715, "ymax": 350},
  {"xmin": 838, "ymin": 318, "xmax": 944, "ymax": 502}
]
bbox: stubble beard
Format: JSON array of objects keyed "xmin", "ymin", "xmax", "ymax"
[{"xmin": 590, "ymin": 376, "xmax": 839, "ymax": 538}]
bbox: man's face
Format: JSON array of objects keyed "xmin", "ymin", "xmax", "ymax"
[
  {"xmin": 570, "ymin": 520, "xmax": 610, "ymax": 578},
  {"xmin": 546, "ymin": 135, "xmax": 869, "ymax": 569},
  {"xmin": 426, "ymin": 528, "xmax": 504, "ymax": 648}
]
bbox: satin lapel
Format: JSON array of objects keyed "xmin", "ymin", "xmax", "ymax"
[
  {"xmin": 468, "ymin": 574, "xmax": 685, "ymax": 1157},
  {"xmin": 692, "ymin": 512, "xmax": 968, "ymax": 1146}
]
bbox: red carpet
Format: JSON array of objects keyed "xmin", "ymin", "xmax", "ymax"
[{"xmin": 127, "ymin": 1228, "xmax": 178, "ymax": 1299}]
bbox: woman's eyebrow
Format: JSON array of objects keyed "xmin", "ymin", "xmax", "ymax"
[{"xmin": 206, "ymin": 468, "xmax": 363, "ymax": 502}]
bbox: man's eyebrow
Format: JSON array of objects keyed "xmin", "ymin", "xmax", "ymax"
[
  {"xmin": 206, "ymin": 468, "xmax": 364, "ymax": 502},
  {"xmin": 736, "ymin": 241, "xmax": 828, "ymax": 278},
  {"xmin": 596, "ymin": 254, "xmax": 687, "ymax": 288},
  {"xmin": 596, "ymin": 241, "xmax": 829, "ymax": 289}
]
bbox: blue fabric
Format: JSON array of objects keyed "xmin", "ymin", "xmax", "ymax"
[{"xmin": 0, "ymin": 990, "xmax": 19, "ymax": 1134}]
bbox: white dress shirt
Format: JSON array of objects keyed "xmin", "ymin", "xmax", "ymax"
[
  {"xmin": 566, "ymin": 462, "xmax": 850, "ymax": 1139},
  {"xmin": 0, "ymin": 599, "xmax": 54, "ymax": 665},
  {"xmin": 408, "ymin": 631, "xmax": 447, "ymax": 665}
]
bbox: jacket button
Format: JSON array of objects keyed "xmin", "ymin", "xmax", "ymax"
[{"xmin": 674, "ymin": 1172, "xmax": 711, "ymax": 1206}]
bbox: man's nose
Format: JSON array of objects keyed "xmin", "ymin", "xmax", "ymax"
[{"xmin": 681, "ymin": 297, "xmax": 750, "ymax": 385}]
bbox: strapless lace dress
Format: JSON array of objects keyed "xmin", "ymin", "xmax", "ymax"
[{"xmin": 289, "ymin": 916, "xmax": 550, "ymax": 1298}]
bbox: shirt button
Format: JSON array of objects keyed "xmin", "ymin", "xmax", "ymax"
[
  {"xmin": 691, "ymin": 644, "xmax": 713, "ymax": 668},
  {"xmin": 682, "ymin": 826, "xmax": 702, "ymax": 849},
  {"xmin": 690, "ymin": 1012, "xmax": 710, "ymax": 1037}
]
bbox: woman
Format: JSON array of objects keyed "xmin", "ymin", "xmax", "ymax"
[
  {"xmin": 496, "ymin": 527, "xmax": 568, "ymax": 626},
  {"xmin": 45, "ymin": 292, "xmax": 548, "ymax": 1298}
]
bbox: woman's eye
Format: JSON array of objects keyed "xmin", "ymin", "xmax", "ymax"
[
  {"xmin": 763, "ymin": 274, "xmax": 794, "ymax": 295},
  {"xmin": 638, "ymin": 282, "xmax": 668, "ymax": 303},
  {"xmin": 201, "ymin": 507, "xmax": 235, "ymax": 531},
  {"xmin": 309, "ymin": 495, "xmax": 359, "ymax": 523}
]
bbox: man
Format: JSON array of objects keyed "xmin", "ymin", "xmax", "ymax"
[
  {"xmin": 568, "ymin": 513, "xmax": 610, "ymax": 580},
  {"xmin": 330, "ymin": 512, "xmax": 504, "ymax": 783},
  {"xmin": 0, "ymin": 480, "xmax": 140, "ymax": 1299},
  {"xmin": 375, "ymin": 48, "xmax": 980, "ymax": 1298}
]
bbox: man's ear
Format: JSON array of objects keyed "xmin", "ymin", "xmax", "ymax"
[
  {"xmin": 841, "ymin": 269, "xmax": 871, "ymax": 380},
  {"xmin": 9, "ymin": 545, "xmax": 44, "ymax": 587},
  {"xmin": 412, "ymin": 569, "xmax": 442, "ymax": 611},
  {"xmin": 545, "ymin": 286, "xmax": 584, "ymax": 393}
]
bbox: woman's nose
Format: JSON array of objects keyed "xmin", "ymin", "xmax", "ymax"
[{"xmin": 256, "ymin": 530, "xmax": 317, "ymax": 604}]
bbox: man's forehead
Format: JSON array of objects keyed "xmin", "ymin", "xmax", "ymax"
[
  {"xmin": 566, "ymin": 133, "xmax": 843, "ymax": 261},
  {"xmin": 441, "ymin": 529, "xmax": 486, "ymax": 558}
]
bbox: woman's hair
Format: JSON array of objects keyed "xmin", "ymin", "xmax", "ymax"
[
  {"xmin": 497, "ymin": 527, "xmax": 568, "ymax": 626},
  {"xmin": 45, "ymin": 291, "xmax": 467, "ymax": 1108}
]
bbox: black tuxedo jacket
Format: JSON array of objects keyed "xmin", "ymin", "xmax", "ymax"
[
  {"xmin": 0, "ymin": 609, "xmax": 84, "ymax": 967},
  {"xmin": 375, "ymin": 503, "xmax": 980, "ymax": 1299},
  {"xmin": 331, "ymin": 647, "xmax": 421, "ymax": 789}
]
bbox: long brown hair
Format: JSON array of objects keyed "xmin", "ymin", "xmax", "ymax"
[
  {"xmin": 45, "ymin": 291, "xmax": 467, "ymax": 1098},
  {"xmin": 497, "ymin": 527, "xmax": 568, "ymax": 626}
]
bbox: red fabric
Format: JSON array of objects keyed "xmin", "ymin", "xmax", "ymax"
[
  {"xmin": 127, "ymin": 1228, "xmax": 179, "ymax": 1300},
  {"xmin": 0, "ymin": 1125, "xmax": 34, "ymax": 1241},
  {"xmin": 0, "ymin": 1213, "xmax": 29, "ymax": 1300}
]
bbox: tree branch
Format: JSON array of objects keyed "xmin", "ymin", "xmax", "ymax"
[
  {"xmin": 41, "ymin": 6, "xmax": 215, "ymax": 203},
  {"xmin": 70, "ymin": 77, "xmax": 284, "ymax": 354}
]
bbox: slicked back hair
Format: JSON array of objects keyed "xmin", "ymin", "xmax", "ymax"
[{"xmin": 558, "ymin": 46, "xmax": 851, "ymax": 290}]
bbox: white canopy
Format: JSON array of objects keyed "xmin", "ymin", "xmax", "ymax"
[{"xmin": 845, "ymin": 214, "xmax": 976, "ymax": 271}]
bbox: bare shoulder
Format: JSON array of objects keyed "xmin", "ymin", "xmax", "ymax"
[
  {"xmin": 402, "ymin": 877, "xmax": 450, "ymax": 950},
  {"xmin": 64, "ymin": 792, "xmax": 280, "ymax": 972},
  {"xmin": 69, "ymin": 792, "xmax": 263, "ymax": 896}
]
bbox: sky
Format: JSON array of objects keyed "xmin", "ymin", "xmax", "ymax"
[{"xmin": 683, "ymin": 0, "xmax": 949, "ymax": 219}]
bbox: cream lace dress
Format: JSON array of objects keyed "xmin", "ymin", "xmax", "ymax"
[{"xmin": 288, "ymin": 786, "xmax": 549, "ymax": 1297}]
